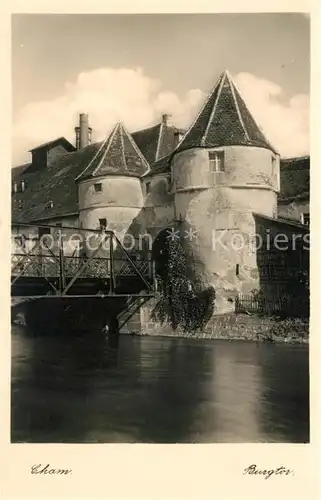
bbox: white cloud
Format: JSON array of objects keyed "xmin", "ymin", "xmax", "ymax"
[
  {"xmin": 234, "ymin": 72, "xmax": 309, "ymax": 157},
  {"xmin": 13, "ymin": 67, "xmax": 309, "ymax": 165},
  {"xmin": 12, "ymin": 67, "xmax": 203, "ymax": 165}
]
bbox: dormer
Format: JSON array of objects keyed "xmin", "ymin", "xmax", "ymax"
[{"xmin": 29, "ymin": 137, "xmax": 76, "ymax": 171}]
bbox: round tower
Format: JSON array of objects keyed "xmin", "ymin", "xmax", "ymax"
[
  {"xmin": 171, "ymin": 71, "xmax": 280, "ymax": 311},
  {"xmin": 76, "ymin": 122, "xmax": 149, "ymax": 255}
]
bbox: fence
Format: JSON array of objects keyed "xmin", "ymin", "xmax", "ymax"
[{"xmin": 235, "ymin": 294, "xmax": 309, "ymax": 317}]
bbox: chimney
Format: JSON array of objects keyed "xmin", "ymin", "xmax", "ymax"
[
  {"xmin": 75, "ymin": 113, "xmax": 92, "ymax": 150},
  {"xmin": 162, "ymin": 113, "xmax": 172, "ymax": 126}
]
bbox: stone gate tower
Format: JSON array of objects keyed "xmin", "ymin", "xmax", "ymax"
[
  {"xmin": 76, "ymin": 122, "xmax": 149, "ymax": 255},
  {"xmin": 171, "ymin": 70, "xmax": 280, "ymax": 311}
]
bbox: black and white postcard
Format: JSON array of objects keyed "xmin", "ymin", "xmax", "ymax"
[{"xmin": 1, "ymin": 1, "xmax": 320, "ymax": 499}]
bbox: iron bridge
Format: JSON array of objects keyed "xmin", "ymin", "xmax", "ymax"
[{"xmin": 11, "ymin": 222, "xmax": 155, "ymax": 300}]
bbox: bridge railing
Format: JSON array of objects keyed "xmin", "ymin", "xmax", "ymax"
[
  {"xmin": 11, "ymin": 222, "xmax": 155, "ymax": 292},
  {"xmin": 11, "ymin": 253, "xmax": 153, "ymax": 279}
]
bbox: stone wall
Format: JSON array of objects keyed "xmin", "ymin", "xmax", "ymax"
[
  {"xmin": 171, "ymin": 146, "xmax": 278, "ymax": 312},
  {"xmin": 126, "ymin": 301, "xmax": 308, "ymax": 343},
  {"xmin": 142, "ymin": 173, "xmax": 175, "ymax": 238},
  {"xmin": 78, "ymin": 175, "xmax": 143, "ymax": 229},
  {"xmin": 78, "ymin": 175, "xmax": 145, "ymax": 256}
]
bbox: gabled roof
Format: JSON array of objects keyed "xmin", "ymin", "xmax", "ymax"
[
  {"xmin": 132, "ymin": 121, "xmax": 185, "ymax": 166},
  {"xmin": 175, "ymin": 70, "xmax": 277, "ymax": 154},
  {"xmin": 279, "ymin": 156, "xmax": 310, "ymax": 202},
  {"xmin": 76, "ymin": 122, "xmax": 149, "ymax": 181},
  {"xmin": 29, "ymin": 137, "xmax": 76, "ymax": 153}
]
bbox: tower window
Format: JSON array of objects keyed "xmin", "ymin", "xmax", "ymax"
[
  {"xmin": 209, "ymin": 151, "xmax": 224, "ymax": 173},
  {"xmin": 94, "ymin": 183, "xmax": 102, "ymax": 192},
  {"xmin": 145, "ymin": 182, "xmax": 151, "ymax": 194},
  {"xmin": 38, "ymin": 226, "xmax": 51, "ymax": 238},
  {"xmin": 99, "ymin": 218, "xmax": 107, "ymax": 230},
  {"xmin": 236, "ymin": 264, "xmax": 240, "ymax": 276}
]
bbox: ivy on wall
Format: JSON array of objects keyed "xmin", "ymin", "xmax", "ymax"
[{"xmin": 152, "ymin": 236, "xmax": 215, "ymax": 332}]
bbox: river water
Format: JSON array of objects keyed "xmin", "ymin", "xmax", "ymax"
[{"xmin": 11, "ymin": 325, "xmax": 309, "ymax": 443}]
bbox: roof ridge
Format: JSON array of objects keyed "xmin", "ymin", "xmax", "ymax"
[
  {"xmin": 155, "ymin": 122, "xmax": 164, "ymax": 162},
  {"xmin": 231, "ymin": 74, "xmax": 276, "ymax": 152},
  {"xmin": 201, "ymin": 71, "xmax": 226, "ymax": 146},
  {"xmin": 173, "ymin": 82, "xmax": 218, "ymax": 153},
  {"xmin": 132, "ymin": 122, "xmax": 161, "ymax": 136},
  {"xmin": 119, "ymin": 122, "xmax": 128, "ymax": 171},
  {"xmin": 227, "ymin": 72, "xmax": 250, "ymax": 141},
  {"xmin": 91, "ymin": 123, "xmax": 119, "ymax": 177},
  {"xmin": 123, "ymin": 124, "xmax": 151, "ymax": 173},
  {"xmin": 175, "ymin": 69, "xmax": 278, "ymax": 154},
  {"xmin": 75, "ymin": 137, "xmax": 109, "ymax": 181}
]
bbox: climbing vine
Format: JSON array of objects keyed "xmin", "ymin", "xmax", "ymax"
[{"xmin": 152, "ymin": 236, "xmax": 215, "ymax": 332}]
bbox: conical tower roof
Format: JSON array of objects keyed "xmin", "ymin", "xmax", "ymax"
[
  {"xmin": 175, "ymin": 70, "xmax": 277, "ymax": 154},
  {"xmin": 77, "ymin": 122, "xmax": 150, "ymax": 181}
]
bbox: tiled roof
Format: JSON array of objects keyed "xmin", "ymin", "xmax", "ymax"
[
  {"xmin": 12, "ymin": 143, "xmax": 101, "ymax": 223},
  {"xmin": 12, "ymin": 163, "xmax": 32, "ymax": 181},
  {"xmin": 29, "ymin": 137, "xmax": 76, "ymax": 152},
  {"xmin": 175, "ymin": 70, "xmax": 277, "ymax": 154},
  {"xmin": 132, "ymin": 121, "xmax": 184, "ymax": 167},
  {"xmin": 143, "ymin": 154, "xmax": 172, "ymax": 176},
  {"xmin": 279, "ymin": 156, "xmax": 310, "ymax": 202},
  {"xmin": 76, "ymin": 122, "xmax": 149, "ymax": 181}
]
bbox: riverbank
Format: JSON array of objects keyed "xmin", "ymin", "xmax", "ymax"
[{"xmin": 131, "ymin": 313, "xmax": 309, "ymax": 344}]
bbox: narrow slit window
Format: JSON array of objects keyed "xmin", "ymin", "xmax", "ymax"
[
  {"xmin": 94, "ymin": 183, "xmax": 102, "ymax": 192},
  {"xmin": 301, "ymin": 213, "xmax": 310, "ymax": 226},
  {"xmin": 209, "ymin": 151, "xmax": 224, "ymax": 173},
  {"xmin": 145, "ymin": 182, "xmax": 151, "ymax": 194},
  {"xmin": 236, "ymin": 264, "xmax": 240, "ymax": 276},
  {"xmin": 99, "ymin": 218, "xmax": 107, "ymax": 230}
]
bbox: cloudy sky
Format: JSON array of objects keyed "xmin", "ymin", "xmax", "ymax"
[{"xmin": 12, "ymin": 13, "xmax": 309, "ymax": 165}]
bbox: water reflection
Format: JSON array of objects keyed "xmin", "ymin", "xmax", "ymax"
[
  {"xmin": 11, "ymin": 327, "xmax": 309, "ymax": 443},
  {"xmin": 258, "ymin": 344, "xmax": 309, "ymax": 442}
]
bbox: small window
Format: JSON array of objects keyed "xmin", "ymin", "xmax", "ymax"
[
  {"xmin": 99, "ymin": 218, "xmax": 107, "ymax": 230},
  {"xmin": 38, "ymin": 227, "xmax": 51, "ymax": 238},
  {"xmin": 94, "ymin": 183, "xmax": 102, "ymax": 192},
  {"xmin": 209, "ymin": 151, "xmax": 224, "ymax": 173},
  {"xmin": 145, "ymin": 182, "xmax": 151, "ymax": 194},
  {"xmin": 301, "ymin": 213, "xmax": 310, "ymax": 226},
  {"xmin": 236, "ymin": 264, "xmax": 240, "ymax": 276},
  {"xmin": 55, "ymin": 222, "xmax": 62, "ymax": 227}
]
